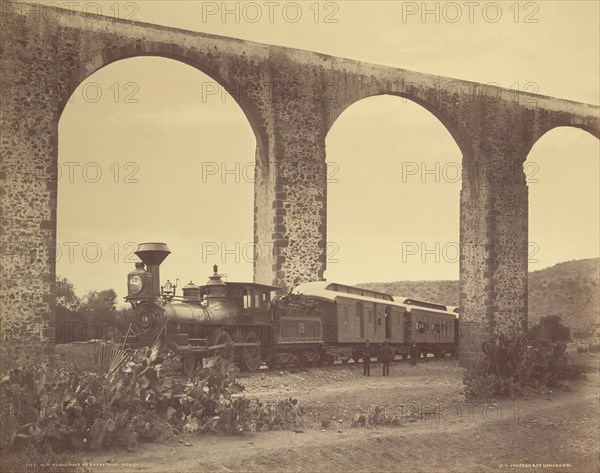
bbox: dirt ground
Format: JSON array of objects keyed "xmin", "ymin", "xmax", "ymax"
[{"xmin": 68, "ymin": 354, "xmax": 600, "ymax": 473}]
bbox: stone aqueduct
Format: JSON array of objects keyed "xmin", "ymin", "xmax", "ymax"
[{"xmin": 1, "ymin": 3, "xmax": 598, "ymax": 365}]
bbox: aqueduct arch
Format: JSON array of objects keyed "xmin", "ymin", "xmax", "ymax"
[
  {"xmin": 325, "ymin": 90, "xmax": 474, "ymax": 160},
  {"xmin": 525, "ymin": 126, "xmax": 599, "ymax": 281},
  {"xmin": 324, "ymin": 93, "xmax": 464, "ymax": 283},
  {"xmin": 522, "ymin": 123, "xmax": 600, "ymax": 159},
  {"xmin": 57, "ymin": 55, "xmax": 258, "ymax": 294},
  {"xmin": 61, "ymin": 48, "xmax": 268, "ymax": 156},
  {"xmin": 1, "ymin": 2, "xmax": 598, "ymax": 366}
]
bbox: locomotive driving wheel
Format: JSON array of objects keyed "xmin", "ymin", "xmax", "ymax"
[
  {"xmin": 212, "ymin": 329, "xmax": 234, "ymax": 362},
  {"xmin": 241, "ymin": 330, "xmax": 262, "ymax": 372}
]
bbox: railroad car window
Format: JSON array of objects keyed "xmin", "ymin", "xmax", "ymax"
[
  {"xmin": 255, "ymin": 292, "xmax": 262, "ymax": 308},
  {"xmin": 355, "ymin": 303, "xmax": 363, "ymax": 337},
  {"xmin": 243, "ymin": 290, "xmax": 250, "ymax": 309},
  {"xmin": 360, "ymin": 313, "xmax": 365, "ymax": 338}
]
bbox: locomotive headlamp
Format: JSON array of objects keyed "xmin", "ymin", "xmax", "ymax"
[{"xmin": 129, "ymin": 275, "xmax": 143, "ymax": 294}]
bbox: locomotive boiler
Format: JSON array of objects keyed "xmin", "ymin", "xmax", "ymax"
[{"xmin": 124, "ymin": 243, "xmax": 324, "ymax": 374}]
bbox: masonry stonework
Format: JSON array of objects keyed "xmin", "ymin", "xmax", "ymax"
[{"xmin": 1, "ymin": 3, "xmax": 598, "ymax": 368}]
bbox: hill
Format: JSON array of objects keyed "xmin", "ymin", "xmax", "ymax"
[{"xmin": 357, "ymin": 258, "xmax": 599, "ymax": 332}]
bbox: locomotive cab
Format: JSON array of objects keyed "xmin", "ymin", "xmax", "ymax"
[{"xmin": 220, "ymin": 282, "xmax": 277, "ymax": 314}]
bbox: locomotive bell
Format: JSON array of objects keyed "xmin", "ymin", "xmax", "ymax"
[
  {"xmin": 182, "ymin": 281, "xmax": 201, "ymax": 302},
  {"xmin": 135, "ymin": 242, "xmax": 171, "ymax": 296}
]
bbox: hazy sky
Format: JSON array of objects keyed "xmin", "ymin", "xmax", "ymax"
[{"xmin": 54, "ymin": 0, "xmax": 599, "ymax": 303}]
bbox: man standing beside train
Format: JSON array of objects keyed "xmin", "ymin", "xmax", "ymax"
[
  {"xmin": 381, "ymin": 341, "xmax": 393, "ymax": 376},
  {"xmin": 363, "ymin": 340, "xmax": 371, "ymax": 376},
  {"xmin": 410, "ymin": 340, "xmax": 418, "ymax": 366}
]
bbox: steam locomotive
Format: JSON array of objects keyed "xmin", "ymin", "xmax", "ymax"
[{"xmin": 124, "ymin": 243, "xmax": 458, "ymax": 374}]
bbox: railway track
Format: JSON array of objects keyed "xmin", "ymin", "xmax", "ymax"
[
  {"xmin": 235, "ymin": 353, "xmax": 455, "ymax": 378},
  {"xmin": 168, "ymin": 355, "xmax": 456, "ymax": 383}
]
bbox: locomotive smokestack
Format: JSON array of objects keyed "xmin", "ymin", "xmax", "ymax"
[{"xmin": 135, "ymin": 242, "xmax": 171, "ymax": 296}]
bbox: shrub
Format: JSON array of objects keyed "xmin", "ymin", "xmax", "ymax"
[
  {"xmin": 1, "ymin": 348, "xmax": 303, "ymax": 454},
  {"xmin": 528, "ymin": 315, "xmax": 571, "ymax": 343},
  {"xmin": 588, "ymin": 342, "xmax": 600, "ymax": 353},
  {"xmin": 463, "ymin": 333, "xmax": 583, "ymax": 399}
]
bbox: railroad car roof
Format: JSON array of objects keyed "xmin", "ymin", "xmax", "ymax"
[
  {"xmin": 293, "ymin": 281, "xmax": 407, "ymax": 307},
  {"xmin": 392, "ymin": 296, "xmax": 451, "ymax": 312},
  {"xmin": 294, "ymin": 282, "xmax": 456, "ymax": 317},
  {"xmin": 404, "ymin": 305, "xmax": 458, "ymax": 316}
]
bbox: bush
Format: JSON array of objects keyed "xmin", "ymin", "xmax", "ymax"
[
  {"xmin": 0, "ymin": 348, "xmax": 304, "ymax": 454},
  {"xmin": 463, "ymin": 333, "xmax": 583, "ymax": 399},
  {"xmin": 463, "ymin": 363, "xmax": 521, "ymax": 399},
  {"xmin": 588, "ymin": 342, "xmax": 600, "ymax": 353},
  {"xmin": 528, "ymin": 315, "xmax": 571, "ymax": 343}
]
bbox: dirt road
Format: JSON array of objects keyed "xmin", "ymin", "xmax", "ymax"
[{"xmin": 76, "ymin": 355, "xmax": 600, "ymax": 473}]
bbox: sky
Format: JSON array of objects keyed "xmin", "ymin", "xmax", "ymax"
[{"xmin": 52, "ymin": 0, "xmax": 600, "ymax": 303}]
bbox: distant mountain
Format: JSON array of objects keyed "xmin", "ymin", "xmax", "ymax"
[
  {"xmin": 358, "ymin": 258, "xmax": 599, "ymax": 331},
  {"xmin": 528, "ymin": 258, "xmax": 599, "ymax": 331}
]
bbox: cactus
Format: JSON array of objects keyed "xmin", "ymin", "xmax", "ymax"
[{"xmin": 465, "ymin": 330, "xmax": 581, "ymax": 399}]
